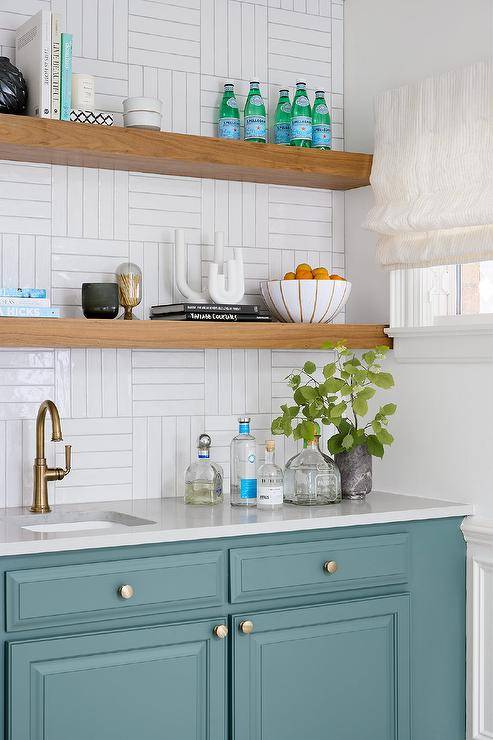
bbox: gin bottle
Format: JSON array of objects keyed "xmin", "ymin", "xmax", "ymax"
[
  {"xmin": 244, "ymin": 81, "xmax": 266, "ymax": 143},
  {"xmin": 230, "ymin": 417, "xmax": 257, "ymax": 506},
  {"xmin": 290, "ymin": 79, "xmax": 312, "ymax": 147},
  {"xmin": 218, "ymin": 83, "xmax": 240, "ymax": 140},
  {"xmin": 274, "ymin": 89, "xmax": 291, "ymax": 145},
  {"xmin": 257, "ymin": 440, "xmax": 283, "ymax": 509},
  {"xmin": 284, "ymin": 435, "xmax": 341, "ymax": 505},
  {"xmin": 185, "ymin": 434, "xmax": 224, "ymax": 505},
  {"xmin": 312, "ymin": 90, "xmax": 331, "ymax": 150}
]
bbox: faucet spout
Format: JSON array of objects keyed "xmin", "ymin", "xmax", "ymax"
[
  {"xmin": 35, "ymin": 400, "xmax": 62, "ymax": 460},
  {"xmin": 31, "ymin": 400, "xmax": 71, "ymax": 513}
]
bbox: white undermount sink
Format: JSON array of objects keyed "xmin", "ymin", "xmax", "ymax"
[{"xmin": 1, "ymin": 511, "xmax": 156, "ymax": 534}]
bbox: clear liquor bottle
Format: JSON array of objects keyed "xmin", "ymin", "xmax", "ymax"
[
  {"xmin": 185, "ymin": 434, "xmax": 224, "ymax": 505},
  {"xmin": 257, "ymin": 440, "xmax": 284, "ymax": 509},
  {"xmin": 230, "ymin": 416, "xmax": 257, "ymax": 506},
  {"xmin": 218, "ymin": 82, "xmax": 240, "ymax": 140},
  {"xmin": 274, "ymin": 89, "xmax": 291, "ymax": 145},
  {"xmin": 284, "ymin": 434, "xmax": 341, "ymax": 506},
  {"xmin": 290, "ymin": 79, "xmax": 312, "ymax": 147},
  {"xmin": 244, "ymin": 81, "xmax": 266, "ymax": 143},
  {"xmin": 312, "ymin": 90, "xmax": 331, "ymax": 150}
]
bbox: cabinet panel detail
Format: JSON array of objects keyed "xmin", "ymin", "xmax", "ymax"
[
  {"xmin": 6, "ymin": 550, "xmax": 226, "ymax": 630},
  {"xmin": 230, "ymin": 533, "xmax": 409, "ymax": 603},
  {"xmin": 8, "ymin": 619, "xmax": 227, "ymax": 740},
  {"xmin": 233, "ymin": 595, "xmax": 410, "ymax": 740}
]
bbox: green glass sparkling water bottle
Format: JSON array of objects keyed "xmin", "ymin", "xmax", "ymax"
[
  {"xmin": 218, "ymin": 83, "xmax": 240, "ymax": 140},
  {"xmin": 290, "ymin": 79, "xmax": 312, "ymax": 147},
  {"xmin": 274, "ymin": 89, "xmax": 291, "ymax": 145},
  {"xmin": 244, "ymin": 81, "xmax": 266, "ymax": 143},
  {"xmin": 312, "ymin": 90, "xmax": 331, "ymax": 150}
]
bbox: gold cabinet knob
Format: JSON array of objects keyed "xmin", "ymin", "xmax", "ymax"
[
  {"xmin": 213, "ymin": 624, "xmax": 229, "ymax": 639},
  {"xmin": 323, "ymin": 560, "xmax": 338, "ymax": 574},
  {"xmin": 240, "ymin": 620, "xmax": 254, "ymax": 634},
  {"xmin": 118, "ymin": 584, "xmax": 135, "ymax": 600}
]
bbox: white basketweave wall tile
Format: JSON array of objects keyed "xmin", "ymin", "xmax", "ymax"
[{"xmin": 0, "ymin": 0, "xmax": 344, "ymax": 505}]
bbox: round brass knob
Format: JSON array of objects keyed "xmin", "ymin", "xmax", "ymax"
[
  {"xmin": 240, "ymin": 620, "xmax": 254, "ymax": 634},
  {"xmin": 118, "ymin": 584, "xmax": 135, "ymax": 600},
  {"xmin": 323, "ymin": 560, "xmax": 338, "ymax": 574},
  {"xmin": 213, "ymin": 624, "xmax": 229, "ymax": 639}
]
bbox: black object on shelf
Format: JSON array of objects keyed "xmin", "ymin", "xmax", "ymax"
[
  {"xmin": 0, "ymin": 57, "xmax": 27, "ymax": 115},
  {"xmin": 82, "ymin": 283, "xmax": 119, "ymax": 319}
]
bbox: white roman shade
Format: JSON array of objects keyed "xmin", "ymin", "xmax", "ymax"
[{"xmin": 366, "ymin": 61, "xmax": 493, "ymax": 270}]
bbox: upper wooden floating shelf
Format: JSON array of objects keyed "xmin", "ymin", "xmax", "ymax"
[
  {"xmin": 0, "ymin": 319, "xmax": 390, "ymax": 350},
  {"xmin": 0, "ymin": 114, "xmax": 372, "ymax": 190}
]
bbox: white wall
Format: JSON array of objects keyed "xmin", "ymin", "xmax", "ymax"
[
  {"xmin": 0, "ymin": 0, "xmax": 344, "ymax": 507},
  {"xmin": 343, "ymin": 0, "xmax": 493, "ymax": 325}
]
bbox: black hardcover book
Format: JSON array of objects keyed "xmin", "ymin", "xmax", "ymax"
[
  {"xmin": 151, "ymin": 303, "xmax": 260, "ymax": 316},
  {"xmin": 151, "ymin": 311, "xmax": 271, "ymax": 322}
]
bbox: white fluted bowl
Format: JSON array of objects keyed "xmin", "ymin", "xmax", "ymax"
[{"xmin": 260, "ymin": 279, "xmax": 351, "ymax": 323}]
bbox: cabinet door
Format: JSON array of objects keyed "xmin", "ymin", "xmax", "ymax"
[
  {"xmin": 233, "ymin": 595, "xmax": 410, "ymax": 740},
  {"xmin": 8, "ymin": 619, "xmax": 227, "ymax": 740}
]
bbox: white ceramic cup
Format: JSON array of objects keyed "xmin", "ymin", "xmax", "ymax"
[{"xmin": 122, "ymin": 97, "xmax": 162, "ymax": 130}]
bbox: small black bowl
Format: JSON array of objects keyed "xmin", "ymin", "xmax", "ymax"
[{"xmin": 82, "ymin": 283, "xmax": 119, "ymax": 319}]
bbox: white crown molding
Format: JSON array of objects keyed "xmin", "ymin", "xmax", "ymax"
[
  {"xmin": 386, "ymin": 325, "xmax": 493, "ymax": 363},
  {"xmin": 463, "ymin": 516, "xmax": 493, "ymax": 740}
]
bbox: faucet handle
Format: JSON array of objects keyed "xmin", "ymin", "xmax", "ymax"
[{"xmin": 63, "ymin": 444, "xmax": 72, "ymax": 475}]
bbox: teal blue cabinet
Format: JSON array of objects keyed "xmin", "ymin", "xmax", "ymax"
[
  {"xmin": 8, "ymin": 619, "xmax": 227, "ymax": 740},
  {"xmin": 0, "ymin": 518, "xmax": 466, "ymax": 740},
  {"xmin": 233, "ymin": 595, "xmax": 410, "ymax": 740}
]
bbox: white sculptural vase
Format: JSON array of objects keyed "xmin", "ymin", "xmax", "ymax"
[{"xmin": 174, "ymin": 229, "xmax": 245, "ymax": 305}]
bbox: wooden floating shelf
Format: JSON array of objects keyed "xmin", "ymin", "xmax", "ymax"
[
  {"xmin": 0, "ymin": 114, "xmax": 372, "ymax": 190},
  {"xmin": 0, "ymin": 319, "xmax": 391, "ymax": 350}
]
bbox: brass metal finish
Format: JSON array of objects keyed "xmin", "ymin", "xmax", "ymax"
[
  {"xmin": 31, "ymin": 400, "xmax": 71, "ymax": 513},
  {"xmin": 213, "ymin": 624, "xmax": 229, "ymax": 639},
  {"xmin": 118, "ymin": 584, "xmax": 135, "ymax": 600},
  {"xmin": 239, "ymin": 620, "xmax": 254, "ymax": 634},
  {"xmin": 323, "ymin": 560, "xmax": 338, "ymax": 574}
]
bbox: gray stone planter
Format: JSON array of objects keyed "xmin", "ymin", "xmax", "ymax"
[{"xmin": 334, "ymin": 445, "xmax": 372, "ymax": 500}]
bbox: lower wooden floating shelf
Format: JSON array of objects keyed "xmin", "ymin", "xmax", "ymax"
[{"xmin": 0, "ymin": 318, "xmax": 391, "ymax": 349}]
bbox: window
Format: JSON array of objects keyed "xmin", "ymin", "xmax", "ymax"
[{"xmin": 390, "ymin": 262, "xmax": 493, "ymax": 327}]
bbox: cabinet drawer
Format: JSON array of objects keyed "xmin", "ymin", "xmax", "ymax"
[
  {"xmin": 230, "ymin": 533, "xmax": 409, "ymax": 603},
  {"xmin": 6, "ymin": 550, "xmax": 226, "ymax": 631}
]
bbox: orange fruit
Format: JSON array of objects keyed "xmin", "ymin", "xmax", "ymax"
[
  {"xmin": 295, "ymin": 263, "xmax": 312, "ymax": 274},
  {"xmin": 312, "ymin": 267, "xmax": 329, "ymax": 279},
  {"xmin": 283, "ymin": 272, "xmax": 296, "ymax": 280},
  {"xmin": 329, "ymin": 274, "xmax": 346, "ymax": 281},
  {"xmin": 296, "ymin": 270, "xmax": 314, "ymax": 280},
  {"xmin": 314, "ymin": 273, "xmax": 330, "ymax": 280}
]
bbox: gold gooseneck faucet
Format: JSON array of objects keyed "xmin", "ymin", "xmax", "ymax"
[{"xmin": 31, "ymin": 400, "xmax": 71, "ymax": 514}]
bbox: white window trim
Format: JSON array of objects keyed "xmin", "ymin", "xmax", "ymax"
[
  {"xmin": 390, "ymin": 267, "xmax": 458, "ymax": 328},
  {"xmin": 387, "ymin": 322, "xmax": 493, "ymax": 363}
]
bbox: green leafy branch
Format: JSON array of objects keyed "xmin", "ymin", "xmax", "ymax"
[{"xmin": 271, "ymin": 341, "xmax": 396, "ymax": 459}]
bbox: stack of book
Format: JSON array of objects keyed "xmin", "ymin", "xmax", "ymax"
[
  {"xmin": 14, "ymin": 10, "xmax": 112, "ymax": 126},
  {"xmin": 15, "ymin": 10, "xmax": 72, "ymax": 121},
  {"xmin": 150, "ymin": 303, "xmax": 271, "ymax": 322},
  {"xmin": 0, "ymin": 289, "xmax": 59, "ymax": 318}
]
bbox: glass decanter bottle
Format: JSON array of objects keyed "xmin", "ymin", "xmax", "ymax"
[
  {"xmin": 257, "ymin": 440, "xmax": 283, "ymax": 509},
  {"xmin": 283, "ymin": 433, "xmax": 341, "ymax": 506},
  {"xmin": 185, "ymin": 434, "xmax": 223, "ymax": 505}
]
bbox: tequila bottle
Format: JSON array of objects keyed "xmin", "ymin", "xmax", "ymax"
[
  {"xmin": 257, "ymin": 440, "xmax": 284, "ymax": 509},
  {"xmin": 312, "ymin": 90, "xmax": 331, "ymax": 149},
  {"xmin": 230, "ymin": 417, "xmax": 257, "ymax": 506},
  {"xmin": 185, "ymin": 434, "xmax": 223, "ymax": 505},
  {"xmin": 274, "ymin": 89, "xmax": 291, "ymax": 145},
  {"xmin": 244, "ymin": 81, "xmax": 266, "ymax": 143},
  {"xmin": 284, "ymin": 435, "xmax": 341, "ymax": 506},
  {"xmin": 290, "ymin": 79, "xmax": 312, "ymax": 147},
  {"xmin": 218, "ymin": 83, "xmax": 240, "ymax": 140}
]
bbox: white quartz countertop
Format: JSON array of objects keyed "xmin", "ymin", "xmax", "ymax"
[{"xmin": 0, "ymin": 492, "xmax": 473, "ymax": 556}]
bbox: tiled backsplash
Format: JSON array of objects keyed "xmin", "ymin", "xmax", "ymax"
[{"xmin": 0, "ymin": 0, "xmax": 344, "ymax": 506}]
